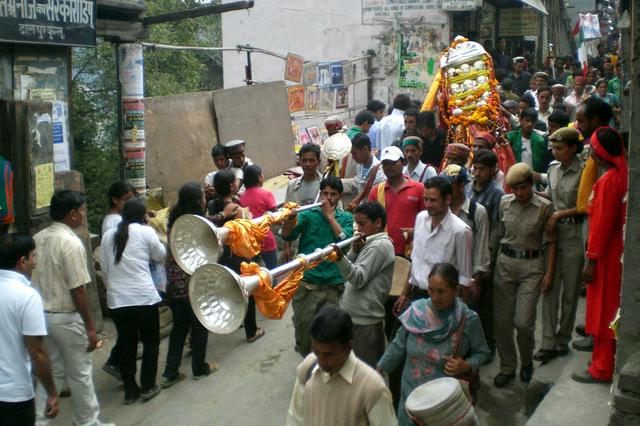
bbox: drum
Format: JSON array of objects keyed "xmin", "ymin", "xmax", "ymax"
[
  {"xmin": 405, "ymin": 377, "xmax": 478, "ymax": 426},
  {"xmin": 390, "ymin": 256, "xmax": 411, "ymax": 297}
]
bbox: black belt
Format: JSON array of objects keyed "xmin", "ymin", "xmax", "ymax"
[
  {"xmin": 558, "ymin": 216, "xmax": 585, "ymax": 225},
  {"xmin": 44, "ymin": 310, "xmax": 77, "ymax": 314},
  {"xmin": 501, "ymin": 245, "xmax": 541, "ymax": 259}
]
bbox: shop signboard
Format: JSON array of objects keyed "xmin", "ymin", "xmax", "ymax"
[
  {"xmin": 362, "ymin": 0, "xmax": 442, "ymax": 24},
  {"xmin": 499, "ymin": 8, "xmax": 540, "ymax": 37},
  {"xmin": 0, "ymin": 0, "xmax": 96, "ymax": 47},
  {"xmin": 441, "ymin": 0, "xmax": 477, "ymax": 11}
]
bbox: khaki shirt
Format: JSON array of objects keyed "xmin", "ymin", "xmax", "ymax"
[
  {"xmin": 545, "ymin": 157, "xmax": 583, "ymax": 211},
  {"xmin": 32, "ymin": 222, "xmax": 91, "ymax": 312},
  {"xmin": 499, "ymin": 193, "xmax": 555, "ymax": 251}
]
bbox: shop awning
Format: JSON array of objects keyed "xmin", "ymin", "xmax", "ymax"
[{"xmin": 520, "ymin": 0, "xmax": 548, "ymax": 15}]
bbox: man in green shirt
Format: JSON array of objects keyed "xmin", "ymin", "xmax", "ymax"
[
  {"xmin": 346, "ymin": 110, "xmax": 375, "ymax": 140},
  {"xmin": 606, "ymin": 63, "xmax": 622, "ymax": 99},
  {"xmin": 282, "ymin": 176, "xmax": 354, "ymax": 356}
]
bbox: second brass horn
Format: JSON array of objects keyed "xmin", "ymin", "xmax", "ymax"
[
  {"xmin": 170, "ymin": 202, "xmax": 322, "ymax": 275},
  {"xmin": 189, "ymin": 233, "xmax": 363, "ymax": 334}
]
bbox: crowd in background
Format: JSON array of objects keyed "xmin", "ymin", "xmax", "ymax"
[{"xmin": 0, "ymin": 39, "xmax": 629, "ymax": 426}]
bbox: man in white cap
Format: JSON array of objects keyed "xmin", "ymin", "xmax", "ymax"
[{"xmin": 224, "ymin": 139, "xmax": 253, "ymax": 183}]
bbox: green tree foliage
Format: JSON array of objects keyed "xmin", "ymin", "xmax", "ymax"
[{"xmin": 71, "ymin": 0, "xmax": 222, "ymax": 233}]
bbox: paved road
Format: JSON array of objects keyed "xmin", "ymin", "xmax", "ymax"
[{"xmin": 47, "ymin": 307, "xmax": 530, "ymax": 426}]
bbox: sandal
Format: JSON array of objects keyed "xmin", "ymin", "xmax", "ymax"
[
  {"xmin": 194, "ymin": 362, "xmax": 219, "ymax": 380},
  {"xmin": 247, "ymin": 328, "xmax": 265, "ymax": 343},
  {"xmin": 161, "ymin": 372, "xmax": 186, "ymax": 388}
]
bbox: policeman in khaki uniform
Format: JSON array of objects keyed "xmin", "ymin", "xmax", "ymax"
[
  {"xmin": 493, "ymin": 163, "xmax": 557, "ymax": 388},
  {"xmin": 536, "ymin": 128, "xmax": 585, "ymax": 363}
]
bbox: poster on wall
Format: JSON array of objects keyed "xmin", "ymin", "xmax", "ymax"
[
  {"xmin": 305, "ymin": 86, "xmax": 320, "ymax": 113},
  {"xmin": 287, "ymin": 85, "xmax": 305, "ymax": 112},
  {"xmin": 52, "ymin": 100, "xmax": 70, "ymax": 172},
  {"xmin": 398, "ymin": 25, "xmax": 441, "ymax": 89},
  {"xmin": 343, "ymin": 62, "xmax": 355, "ymax": 86},
  {"xmin": 362, "ymin": 0, "xmax": 440, "ymax": 25},
  {"xmin": 330, "ymin": 62, "xmax": 343, "ymax": 89},
  {"xmin": 336, "ymin": 88, "xmax": 349, "ymax": 109},
  {"xmin": 319, "ymin": 89, "xmax": 334, "ymax": 111},
  {"xmin": 303, "ymin": 62, "xmax": 318, "ymax": 85},
  {"xmin": 306, "ymin": 126, "xmax": 323, "ymax": 145},
  {"xmin": 317, "ymin": 63, "xmax": 331, "ymax": 89},
  {"xmin": 284, "ymin": 53, "xmax": 304, "ymax": 83}
]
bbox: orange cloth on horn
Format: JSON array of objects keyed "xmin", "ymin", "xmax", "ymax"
[
  {"xmin": 223, "ymin": 202, "xmax": 301, "ymax": 259},
  {"xmin": 241, "ymin": 251, "xmax": 339, "ymax": 320}
]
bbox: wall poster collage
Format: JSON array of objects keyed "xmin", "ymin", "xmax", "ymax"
[{"xmin": 284, "ymin": 52, "xmax": 359, "ymax": 152}]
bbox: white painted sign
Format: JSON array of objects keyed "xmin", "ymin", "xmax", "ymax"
[
  {"xmin": 362, "ymin": 0, "xmax": 439, "ymax": 24},
  {"xmin": 441, "ymin": 0, "xmax": 477, "ymax": 11}
]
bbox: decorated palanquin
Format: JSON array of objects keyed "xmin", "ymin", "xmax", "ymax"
[{"xmin": 422, "ymin": 36, "xmax": 515, "ymax": 176}]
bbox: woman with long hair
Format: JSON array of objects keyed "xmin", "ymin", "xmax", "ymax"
[
  {"xmin": 102, "ymin": 181, "xmax": 135, "ymax": 235},
  {"xmin": 377, "ymin": 263, "xmax": 489, "ymax": 425},
  {"xmin": 161, "ymin": 182, "xmax": 218, "ymax": 387},
  {"xmin": 101, "ymin": 181, "xmax": 135, "ymax": 381},
  {"xmin": 208, "ymin": 170, "xmax": 265, "ymax": 342},
  {"xmin": 573, "ymin": 126, "xmax": 627, "ymax": 384},
  {"xmin": 100, "ymin": 198, "xmax": 166, "ymax": 404}
]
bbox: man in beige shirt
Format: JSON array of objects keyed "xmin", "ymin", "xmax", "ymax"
[
  {"xmin": 287, "ymin": 306, "xmax": 396, "ymax": 426},
  {"xmin": 32, "ymin": 190, "xmax": 112, "ymax": 426}
]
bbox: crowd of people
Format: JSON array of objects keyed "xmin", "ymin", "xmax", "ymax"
[{"xmin": 0, "ymin": 41, "xmax": 628, "ymax": 426}]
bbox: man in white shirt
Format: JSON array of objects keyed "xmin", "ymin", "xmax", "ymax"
[
  {"xmin": 287, "ymin": 306, "xmax": 397, "ymax": 426},
  {"xmin": 225, "ymin": 139, "xmax": 253, "ymax": 184},
  {"xmin": 377, "ymin": 94, "xmax": 411, "ymax": 151},
  {"xmin": 393, "ymin": 176, "xmax": 473, "ymax": 314},
  {"xmin": 32, "ymin": 190, "xmax": 113, "ymax": 426},
  {"xmin": 536, "ymin": 86, "xmax": 553, "ymax": 128},
  {"xmin": 204, "ymin": 144, "xmax": 230, "ymax": 199},
  {"xmin": 0, "ymin": 233, "xmax": 59, "ymax": 424},
  {"xmin": 441, "ymin": 165, "xmax": 490, "ymax": 305},
  {"xmin": 343, "ymin": 133, "xmax": 386, "ymax": 210},
  {"xmin": 402, "ymin": 136, "xmax": 437, "ymax": 184}
]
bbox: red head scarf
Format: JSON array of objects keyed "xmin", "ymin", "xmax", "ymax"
[
  {"xmin": 591, "ymin": 126, "xmax": 628, "ymax": 192},
  {"xmin": 474, "ymin": 131, "xmax": 497, "ymax": 146}
]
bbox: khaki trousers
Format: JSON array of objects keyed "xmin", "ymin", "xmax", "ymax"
[
  {"xmin": 494, "ymin": 253, "xmax": 543, "ymax": 374},
  {"xmin": 541, "ymin": 224, "xmax": 584, "ymax": 350},
  {"xmin": 291, "ymin": 282, "xmax": 341, "ymax": 356}
]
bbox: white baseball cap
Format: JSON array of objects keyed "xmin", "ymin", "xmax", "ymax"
[{"xmin": 380, "ymin": 146, "xmax": 404, "ymax": 162}]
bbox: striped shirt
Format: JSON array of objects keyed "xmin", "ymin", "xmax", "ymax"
[
  {"xmin": 32, "ymin": 222, "xmax": 91, "ymax": 312},
  {"xmin": 338, "ymin": 233, "xmax": 395, "ymax": 325}
]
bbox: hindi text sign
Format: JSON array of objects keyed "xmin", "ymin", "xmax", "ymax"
[{"xmin": 0, "ymin": 0, "xmax": 96, "ymax": 47}]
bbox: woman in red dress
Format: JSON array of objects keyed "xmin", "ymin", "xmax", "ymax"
[{"xmin": 573, "ymin": 126, "xmax": 627, "ymax": 384}]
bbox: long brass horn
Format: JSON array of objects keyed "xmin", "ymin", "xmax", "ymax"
[
  {"xmin": 170, "ymin": 202, "xmax": 323, "ymax": 275},
  {"xmin": 188, "ymin": 233, "xmax": 362, "ymax": 334}
]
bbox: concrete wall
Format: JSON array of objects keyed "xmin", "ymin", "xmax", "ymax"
[
  {"xmin": 145, "ymin": 91, "xmax": 217, "ymax": 202},
  {"xmin": 213, "ymin": 81, "xmax": 296, "ymax": 179},
  {"xmin": 222, "ymin": 0, "xmax": 450, "ymax": 109}
]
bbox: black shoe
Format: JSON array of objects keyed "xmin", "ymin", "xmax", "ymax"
[
  {"xmin": 557, "ymin": 344, "xmax": 570, "ymax": 356},
  {"xmin": 161, "ymin": 373, "xmax": 186, "ymax": 389},
  {"xmin": 140, "ymin": 385, "xmax": 161, "ymax": 402},
  {"xmin": 520, "ymin": 365, "xmax": 534, "ymax": 383},
  {"xmin": 124, "ymin": 393, "xmax": 139, "ymax": 405},
  {"xmin": 533, "ymin": 349, "xmax": 558, "ymax": 363},
  {"xmin": 102, "ymin": 363, "xmax": 123, "ymax": 382},
  {"xmin": 494, "ymin": 373, "xmax": 515, "ymax": 388},
  {"xmin": 575, "ymin": 325, "xmax": 588, "ymax": 337},
  {"xmin": 572, "ymin": 336, "xmax": 594, "ymax": 352}
]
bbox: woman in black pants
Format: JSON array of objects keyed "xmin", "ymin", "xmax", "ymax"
[
  {"xmin": 162, "ymin": 182, "xmax": 219, "ymax": 387},
  {"xmin": 100, "ymin": 198, "xmax": 166, "ymax": 404},
  {"xmin": 208, "ymin": 170, "xmax": 265, "ymax": 342}
]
